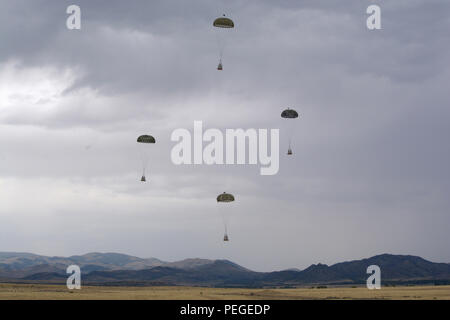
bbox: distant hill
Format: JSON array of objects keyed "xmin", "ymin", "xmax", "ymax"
[
  {"xmin": 0, "ymin": 252, "xmax": 218, "ymax": 281},
  {"xmin": 262, "ymin": 254, "xmax": 450, "ymax": 286},
  {"xmin": 1, "ymin": 252, "xmax": 449, "ymax": 287},
  {"xmin": 164, "ymin": 258, "xmax": 220, "ymax": 270}
]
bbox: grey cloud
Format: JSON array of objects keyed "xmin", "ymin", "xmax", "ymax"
[{"xmin": 0, "ymin": 0, "xmax": 449, "ymax": 271}]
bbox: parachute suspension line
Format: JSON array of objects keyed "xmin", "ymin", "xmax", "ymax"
[
  {"xmin": 222, "ymin": 215, "xmax": 229, "ymax": 242},
  {"xmin": 289, "ymin": 123, "xmax": 294, "ymax": 151},
  {"xmin": 287, "ymin": 126, "xmax": 293, "ymax": 154},
  {"xmin": 140, "ymin": 148, "xmax": 147, "ymax": 176},
  {"xmin": 215, "ymin": 30, "xmax": 224, "ymax": 62},
  {"xmin": 140, "ymin": 149, "xmax": 147, "ymax": 181},
  {"xmin": 221, "ymin": 207, "xmax": 228, "ymax": 235}
]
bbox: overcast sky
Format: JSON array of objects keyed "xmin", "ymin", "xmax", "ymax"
[{"xmin": 0, "ymin": 0, "xmax": 449, "ymax": 272}]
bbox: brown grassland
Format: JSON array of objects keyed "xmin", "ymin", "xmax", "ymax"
[{"xmin": 0, "ymin": 283, "xmax": 449, "ymax": 300}]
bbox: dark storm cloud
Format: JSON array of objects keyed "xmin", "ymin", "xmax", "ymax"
[{"xmin": 2, "ymin": 1, "xmax": 446, "ymax": 100}]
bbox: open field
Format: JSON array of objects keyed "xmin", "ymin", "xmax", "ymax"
[{"xmin": 0, "ymin": 283, "xmax": 449, "ymax": 300}]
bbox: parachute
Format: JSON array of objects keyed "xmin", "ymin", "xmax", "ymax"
[
  {"xmin": 217, "ymin": 192, "xmax": 235, "ymax": 242},
  {"xmin": 137, "ymin": 135, "xmax": 156, "ymax": 182},
  {"xmin": 213, "ymin": 15, "xmax": 234, "ymax": 70},
  {"xmin": 213, "ymin": 17, "xmax": 235, "ymax": 28},
  {"xmin": 281, "ymin": 108, "xmax": 299, "ymax": 119},
  {"xmin": 281, "ymin": 108, "xmax": 299, "ymax": 155},
  {"xmin": 217, "ymin": 192, "xmax": 235, "ymax": 202}
]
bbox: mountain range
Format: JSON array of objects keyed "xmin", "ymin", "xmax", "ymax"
[{"xmin": 1, "ymin": 252, "xmax": 449, "ymax": 287}]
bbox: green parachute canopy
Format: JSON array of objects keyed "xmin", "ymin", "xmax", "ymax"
[
  {"xmin": 137, "ymin": 135, "xmax": 156, "ymax": 144},
  {"xmin": 217, "ymin": 192, "xmax": 235, "ymax": 203},
  {"xmin": 214, "ymin": 16, "xmax": 234, "ymax": 28},
  {"xmin": 281, "ymin": 108, "xmax": 299, "ymax": 119}
]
